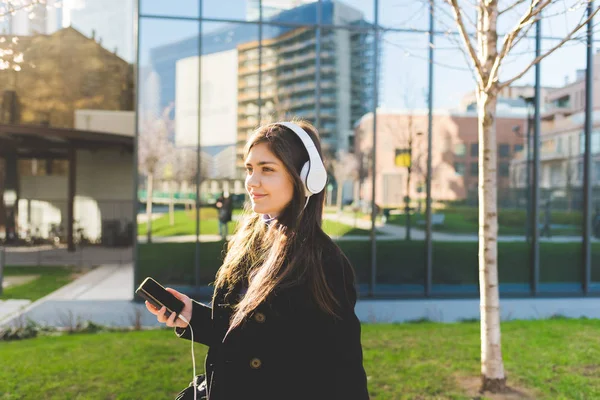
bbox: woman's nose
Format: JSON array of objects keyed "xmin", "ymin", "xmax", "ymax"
[{"xmin": 246, "ymin": 172, "xmax": 260, "ymax": 188}]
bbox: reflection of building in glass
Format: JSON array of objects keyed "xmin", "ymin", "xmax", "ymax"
[
  {"xmin": 237, "ymin": 21, "xmax": 375, "ymax": 170},
  {"xmin": 460, "ymin": 85, "xmax": 551, "ymax": 112},
  {"xmin": 246, "ymin": 0, "xmax": 315, "ymax": 21},
  {"xmin": 148, "ymin": 1, "xmax": 378, "ymax": 178},
  {"xmin": 0, "ymin": 26, "xmax": 134, "ymax": 247},
  {"xmin": 57, "ymin": 0, "xmax": 135, "ymax": 62},
  {"xmin": 0, "ymin": 27, "xmax": 133, "ymax": 128},
  {"xmin": 355, "ymin": 109, "xmax": 526, "ymax": 206},
  {"xmin": 510, "ymin": 56, "xmax": 600, "ymax": 210}
]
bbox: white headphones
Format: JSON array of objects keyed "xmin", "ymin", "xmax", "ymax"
[{"xmin": 271, "ymin": 121, "xmax": 328, "ymax": 198}]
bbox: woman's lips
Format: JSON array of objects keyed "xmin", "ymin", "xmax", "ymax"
[{"xmin": 252, "ymin": 194, "xmax": 267, "ymax": 200}]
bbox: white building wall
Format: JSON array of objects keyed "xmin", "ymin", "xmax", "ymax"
[
  {"xmin": 175, "ymin": 50, "xmax": 238, "ymax": 148},
  {"xmin": 18, "ymin": 149, "xmax": 133, "ymax": 241},
  {"xmin": 333, "ymin": 1, "xmax": 364, "ymax": 25},
  {"xmin": 74, "ymin": 110, "xmax": 134, "ymax": 136}
]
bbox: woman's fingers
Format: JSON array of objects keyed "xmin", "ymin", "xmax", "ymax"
[
  {"xmin": 145, "ymin": 301, "xmax": 159, "ymax": 315},
  {"xmin": 156, "ymin": 306, "xmax": 168, "ymax": 323},
  {"xmin": 165, "ymin": 309, "xmax": 178, "ymax": 327}
]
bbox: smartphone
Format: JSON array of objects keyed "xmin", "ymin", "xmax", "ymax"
[{"xmin": 136, "ymin": 277, "xmax": 185, "ymax": 318}]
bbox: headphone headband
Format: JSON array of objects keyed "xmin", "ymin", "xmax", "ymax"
[{"xmin": 270, "ymin": 121, "xmax": 328, "ymax": 195}]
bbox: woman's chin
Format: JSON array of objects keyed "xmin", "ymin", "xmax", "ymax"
[
  {"xmin": 253, "ymin": 204, "xmax": 279, "ymax": 217},
  {"xmin": 251, "ymin": 203, "xmax": 267, "ymax": 214}
]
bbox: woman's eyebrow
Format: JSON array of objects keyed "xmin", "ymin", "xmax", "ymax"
[{"xmin": 245, "ymin": 160, "xmax": 279, "ymax": 166}]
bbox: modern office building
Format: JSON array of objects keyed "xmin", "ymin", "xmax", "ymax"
[
  {"xmin": 509, "ymin": 51, "xmax": 600, "ymax": 210},
  {"xmin": 148, "ymin": 1, "xmax": 377, "ymax": 179}
]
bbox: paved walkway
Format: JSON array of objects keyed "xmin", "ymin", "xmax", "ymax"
[{"xmin": 0, "ymin": 264, "xmax": 162, "ymax": 329}]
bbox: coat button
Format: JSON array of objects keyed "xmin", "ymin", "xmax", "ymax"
[
  {"xmin": 254, "ymin": 312, "xmax": 266, "ymax": 323},
  {"xmin": 250, "ymin": 358, "xmax": 262, "ymax": 369}
]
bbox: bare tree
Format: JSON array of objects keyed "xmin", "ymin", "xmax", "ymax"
[
  {"xmin": 173, "ymin": 147, "xmax": 208, "ymax": 214},
  {"xmin": 440, "ymin": 0, "xmax": 600, "ymax": 392},
  {"xmin": 386, "ymin": 80, "xmax": 427, "ymax": 239},
  {"xmin": 330, "ymin": 150, "xmax": 359, "ymax": 211},
  {"xmin": 138, "ymin": 105, "xmax": 173, "ymax": 243}
]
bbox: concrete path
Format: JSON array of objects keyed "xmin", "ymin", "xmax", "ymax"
[
  {"xmin": 0, "ymin": 300, "xmax": 31, "ymax": 325},
  {"xmin": 0, "ymin": 264, "xmax": 162, "ymax": 329}
]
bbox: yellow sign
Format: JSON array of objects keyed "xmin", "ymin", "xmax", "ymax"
[{"xmin": 395, "ymin": 149, "xmax": 411, "ymax": 168}]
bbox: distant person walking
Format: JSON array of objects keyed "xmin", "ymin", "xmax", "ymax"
[
  {"xmin": 216, "ymin": 191, "xmax": 233, "ymax": 240},
  {"xmin": 541, "ymin": 199, "xmax": 552, "ymax": 238}
]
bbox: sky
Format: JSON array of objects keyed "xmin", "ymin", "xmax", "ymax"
[{"xmin": 137, "ymin": 0, "xmax": 599, "ymax": 110}]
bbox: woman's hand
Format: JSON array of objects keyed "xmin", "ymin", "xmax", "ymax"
[{"xmin": 144, "ymin": 288, "xmax": 193, "ymax": 329}]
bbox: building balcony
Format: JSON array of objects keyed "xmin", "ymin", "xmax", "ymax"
[
  {"xmin": 277, "ymin": 50, "xmax": 317, "ymax": 68},
  {"xmin": 238, "ymin": 92, "xmax": 259, "ymax": 102},
  {"xmin": 238, "ymin": 80, "xmax": 259, "ymax": 90},
  {"xmin": 238, "ymin": 65, "xmax": 260, "ymax": 76},
  {"xmin": 278, "ymin": 37, "xmax": 317, "ymax": 55},
  {"xmin": 278, "ymin": 66, "xmax": 317, "ymax": 82},
  {"xmin": 288, "ymin": 97, "xmax": 316, "ymax": 108}
]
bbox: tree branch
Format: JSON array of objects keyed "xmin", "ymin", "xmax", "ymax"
[
  {"xmin": 500, "ymin": 5, "xmax": 600, "ymax": 89},
  {"xmin": 431, "ymin": 0, "xmax": 478, "ymax": 32},
  {"xmin": 498, "ymin": 0, "xmax": 527, "ymax": 16},
  {"xmin": 487, "ymin": 0, "xmax": 552, "ymax": 91},
  {"xmin": 446, "ymin": 0, "xmax": 485, "ymax": 87}
]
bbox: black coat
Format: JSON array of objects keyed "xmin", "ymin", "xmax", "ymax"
[{"xmin": 175, "ymin": 248, "xmax": 369, "ymax": 400}]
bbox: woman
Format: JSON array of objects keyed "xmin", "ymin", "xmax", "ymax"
[{"xmin": 146, "ymin": 120, "xmax": 369, "ymax": 399}]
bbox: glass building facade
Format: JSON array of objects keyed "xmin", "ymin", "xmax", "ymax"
[
  {"xmin": 134, "ymin": 0, "xmax": 600, "ymax": 299},
  {"xmin": 2, "ymin": 1, "xmax": 596, "ymax": 300}
]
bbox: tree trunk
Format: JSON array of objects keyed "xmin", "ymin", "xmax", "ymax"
[
  {"xmin": 476, "ymin": 0, "xmax": 506, "ymax": 392},
  {"xmin": 146, "ymin": 173, "xmax": 153, "ymax": 244},
  {"xmin": 478, "ymin": 89, "xmax": 506, "ymax": 392},
  {"xmin": 169, "ymin": 180, "xmax": 175, "ymax": 226}
]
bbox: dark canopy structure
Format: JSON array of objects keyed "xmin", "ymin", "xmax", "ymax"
[{"xmin": 0, "ymin": 123, "xmax": 133, "ymax": 251}]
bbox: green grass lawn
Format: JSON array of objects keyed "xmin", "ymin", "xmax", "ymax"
[
  {"xmin": 2, "ymin": 319, "xmax": 600, "ymax": 399},
  {"xmin": 0, "ymin": 266, "xmax": 80, "ymax": 302},
  {"xmin": 137, "ymin": 240, "xmax": 600, "ymax": 287},
  {"xmin": 138, "ymin": 209, "xmax": 372, "ymax": 237},
  {"xmin": 387, "ymin": 206, "xmax": 583, "ymax": 236},
  {"xmin": 138, "ymin": 208, "xmax": 238, "ymax": 237}
]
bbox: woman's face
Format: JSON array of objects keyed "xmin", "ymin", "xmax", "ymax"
[{"xmin": 245, "ymin": 142, "xmax": 295, "ymax": 217}]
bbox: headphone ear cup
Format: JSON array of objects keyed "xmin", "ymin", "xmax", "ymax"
[{"xmin": 300, "ymin": 161, "xmax": 311, "ymax": 197}]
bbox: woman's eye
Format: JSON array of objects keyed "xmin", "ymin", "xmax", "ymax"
[
  {"xmin": 245, "ymin": 167, "xmax": 253, "ymax": 173},
  {"xmin": 263, "ymin": 167, "xmax": 273, "ymax": 172}
]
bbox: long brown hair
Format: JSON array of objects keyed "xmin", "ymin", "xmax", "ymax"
[{"xmin": 214, "ymin": 120, "xmax": 344, "ymax": 331}]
